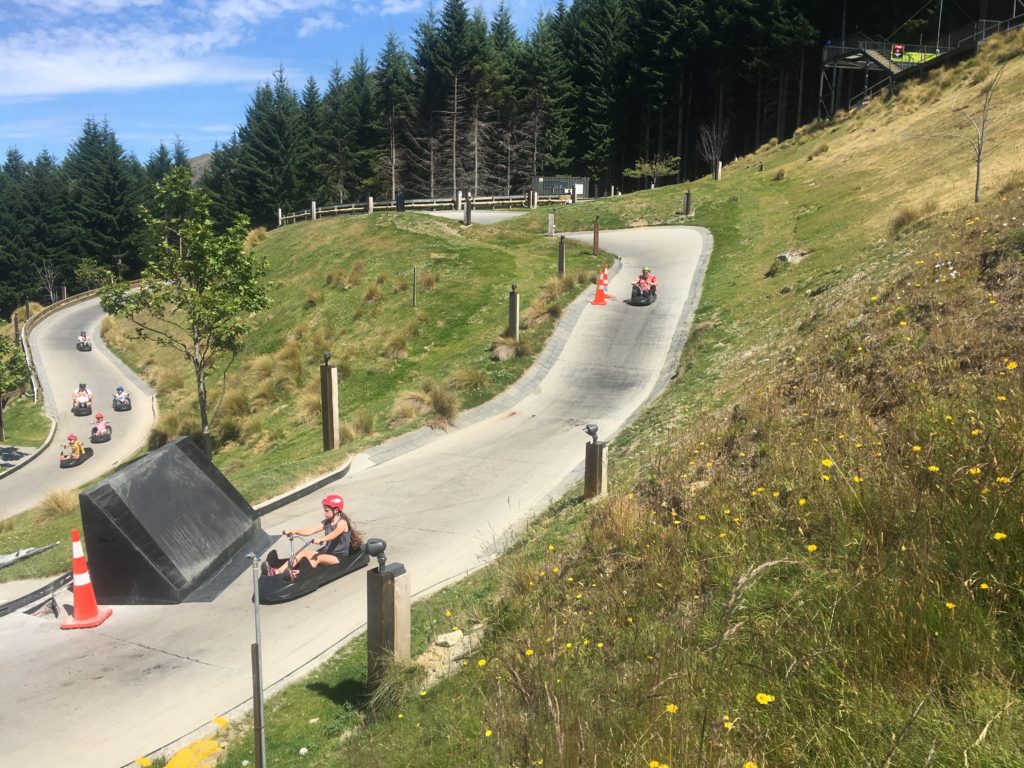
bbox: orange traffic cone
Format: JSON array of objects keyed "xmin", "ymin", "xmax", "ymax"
[
  {"xmin": 602, "ymin": 266, "xmax": 612, "ymax": 299},
  {"xmin": 60, "ymin": 529, "xmax": 112, "ymax": 630},
  {"xmin": 591, "ymin": 265, "xmax": 608, "ymax": 305}
]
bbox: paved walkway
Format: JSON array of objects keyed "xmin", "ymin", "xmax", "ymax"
[{"xmin": 0, "ymin": 226, "xmax": 711, "ymax": 768}]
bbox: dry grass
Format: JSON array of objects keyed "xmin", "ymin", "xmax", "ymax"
[
  {"xmin": 490, "ymin": 335, "xmax": 532, "ymax": 362},
  {"xmin": 807, "ymin": 142, "xmax": 829, "ymax": 160},
  {"xmin": 890, "ymin": 200, "xmax": 938, "ymax": 235},
  {"xmin": 244, "ymin": 227, "xmax": 268, "ymax": 252},
  {"xmin": 773, "ymin": 168, "xmax": 786, "ymax": 181},
  {"xmin": 36, "ymin": 489, "xmax": 79, "ymax": 522},
  {"xmin": 364, "ymin": 284, "xmax": 381, "ymax": 303},
  {"xmin": 383, "ymin": 332, "xmax": 408, "ymax": 358},
  {"xmin": 447, "ymin": 367, "xmax": 487, "ymax": 392}
]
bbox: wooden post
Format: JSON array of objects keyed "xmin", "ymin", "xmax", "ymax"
[
  {"xmin": 683, "ymin": 191, "xmax": 692, "ymax": 217},
  {"xmin": 507, "ymin": 284, "xmax": 520, "ymax": 341},
  {"xmin": 12, "ymin": 315, "xmax": 19, "ymax": 341},
  {"xmin": 24, "ymin": 300, "xmax": 30, "ymax": 319},
  {"xmin": 463, "ymin": 194, "xmax": 472, "ymax": 226},
  {"xmin": 547, "ymin": 213, "xmax": 555, "ymax": 238},
  {"xmin": 593, "ymin": 215, "xmax": 600, "ymax": 256},
  {"xmin": 412, "ymin": 267, "xmax": 417, "ymax": 308},
  {"xmin": 320, "ymin": 355, "xmax": 339, "ymax": 451},
  {"xmin": 367, "ymin": 563, "xmax": 411, "ymax": 691},
  {"xmin": 584, "ymin": 440, "xmax": 608, "ymax": 499},
  {"xmin": 311, "ymin": 200, "xmax": 317, "ymax": 220},
  {"xmin": 251, "ymin": 643, "xmax": 266, "ymax": 768},
  {"xmin": 571, "ymin": 186, "xmax": 578, "ymax": 204},
  {"xmin": 715, "ymin": 160, "xmax": 723, "ymax": 180},
  {"xmin": 558, "ymin": 236, "xmax": 566, "ymax": 278},
  {"xmin": 277, "ymin": 208, "xmax": 282, "ymax": 227},
  {"xmin": 60, "ymin": 285, "xmax": 67, "ymax": 300},
  {"xmin": 367, "ymin": 196, "xmax": 374, "ymax": 214}
]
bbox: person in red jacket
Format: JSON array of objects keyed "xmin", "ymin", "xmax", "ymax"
[{"xmin": 633, "ymin": 266, "xmax": 657, "ymax": 297}]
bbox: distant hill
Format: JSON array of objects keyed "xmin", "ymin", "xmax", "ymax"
[{"xmin": 188, "ymin": 153, "xmax": 212, "ymax": 181}]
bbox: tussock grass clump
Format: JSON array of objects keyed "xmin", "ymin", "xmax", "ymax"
[
  {"xmin": 363, "ymin": 284, "xmax": 381, "ymax": 303},
  {"xmin": 297, "ymin": 389, "xmax": 322, "ymax": 425},
  {"xmin": 773, "ymin": 168, "xmax": 786, "ymax": 181},
  {"xmin": 325, "ymin": 269, "xmax": 348, "ymax": 288},
  {"xmin": 890, "ymin": 200, "xmax": 938, "ymax": 235},
  {"xmin": 489, "ymin": 335, "xmax": 531, "ymax": 361},
  {"xmin": 219, "ymin": 388, "xmax": 251, "ymax": 420},
  {"xmin": 807, "ymin": 142, "xmax": 829, "ymax": 160},
  {"xmin": 304, "ymin": 288, "xmax": 323, "ymax": 307},
  {"xmin": 447, "ymin": 367, "xmax": 487, "ymax": 392},
  {"xmin": 243, "ymin": 227, "xmax": 267, "ymax": 251},
  {"xmin": 420, "ymin": 272, "xmax": 437, "ymax": 291},
  {"xmin": 383, "ymin": 332, "xmax": 408, "ymax": 358},
  {"xmin": 36, "ymin": 489, "xmax": 79, "ymax": 522}
]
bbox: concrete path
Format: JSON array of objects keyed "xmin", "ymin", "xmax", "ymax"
[
  {"xmin": 0, "ymin": 227, "xmax": 711, "ymax": 768},
  {"xmin": 0, "ymin": 298, "xmax": 156, "ymax": 520}
]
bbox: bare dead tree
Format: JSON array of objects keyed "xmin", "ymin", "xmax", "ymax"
[
  {"xmin": 34, "ymin": 258, "xmax": 60, "ymax": 304},
  {"xmin": 698, "ymin": 120, "xmax": 729, "ymax": 179},
  {"xmin": 952, "ymin": 63, "xmax": 1006, "ymax": 203}
]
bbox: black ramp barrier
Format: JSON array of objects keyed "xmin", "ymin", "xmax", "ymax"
[{"xmin": 80, "ymin": 437, "xmax": 259, "ymax": 604}]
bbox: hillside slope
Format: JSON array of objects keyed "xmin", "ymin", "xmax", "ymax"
[{"xmin": 208, "ymin": 29, "xmax": 1024, "ymax": 768}]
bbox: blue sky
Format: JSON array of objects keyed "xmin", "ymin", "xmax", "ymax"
[{"xmin": 0, "ymin": 0, "xmax": 551, "ymax": 163}]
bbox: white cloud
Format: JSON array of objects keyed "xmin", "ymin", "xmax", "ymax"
[
  {"xmin": 298, "ymin": 12, "xmax": 347, "ymax": 38},
  {"xmin": 352, "ymin": 0, "xmax": 425, "ymax": 16},
  {"xmin": 18, "ymin": 0, "xmax": 165, "ymax": 16},
  {"xmin": 0, "ymin": 25, "xmax": 267, "ymax": 98}
]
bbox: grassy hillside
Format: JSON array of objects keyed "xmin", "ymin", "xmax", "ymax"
[
  {"xmin": 194, "ymin": 30, "xmax": 1024, "ymax": 768},
  {"xmin": 104, "ymin": 210, "xmax": 603, "ymax": 502}
]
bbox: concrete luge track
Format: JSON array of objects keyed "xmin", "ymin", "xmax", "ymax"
[
  {"xmin": 0, "ymin": 226, "xmax": 710, "ymax": 768},
  {"xmin": 0, "ymin": 297, "xmax": 156, "ymax": 520}
]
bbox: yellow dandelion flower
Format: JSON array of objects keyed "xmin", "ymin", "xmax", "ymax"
[
  {"xmin": 756, "ymin": 692, "xmax": 776, "ymax": 705},
  {"xmin": 993, "ymin": 532, "xmax": 1007, "ymax": 540},
  {"xmin": 807, "ymin": 544, "xmax": 817, "ymax": 553},
  {"xmin": 744, "ymin": 762, "xmax": 759, "ymax": 768},
  {"xmin": 525, "ymin": 648, "xmax": 534, "ymax": 656},
  {"xmin": 821, "ymin": 474, "xmax": 830, "ymax": 481},
  {"xmin": 772, "ymin": 491, "xmax": 780, "ymax": 498},
  {"xmin": 870, "ymin": 295, "xmax": 878, "ymax": 301},
  {"xmin": 946, "ymin": 602, "xmax": 956, "ymax": 610},
  {"xmin": 665, "ymin": 703, "xmax": 679, "ymax": 714},
  {"xmin": 485, "ymin": 729, "xmax": 493, "ymax": 737},
  {"xmin": 444, "ymin": 609, "xmax": 452, "ymax": 617},
  {"xmin": 995, "ymin": 476, "xmax": 1011, "ymax": 484},
  {"xmin": 798, "ymin": 498, "xmax": 807, "ymax": 506},
  {"xmin": 477, "ymin": 659, "xmax": 487, "ymax": 667},
  {"xmin": 969, "ymin": 467, "xmax": 982, "ymax": 475},
  {"xmin": 980, "ymin": 583, "xmax": 989, "ymax": 590},
  {"xmin": 548, "ymin": 544, "xmax": 556, "ymax": 551},
  {"xmin": 912, "ymin": 445, "xmax": 922, "ymax": 452},
  {"xmin": 597, "ymin": 642, "xmax": 604, "ymax": 648},
  {"xmin": 698, "ymin": 514, "xmax": 706, "ymax": 521},
  {"xmin": 420, "ymin": 690, "xmax": 428, "ymax": 696},
  {"xmin": 650, "ymin": 761, "xmax": 661, "ymax": 768},
  {"xmin": 135, "ymin": 759, "xmax": 153, "ymax": 768},
  {"xmin": 398, "ymin": 713, "xmax": 404, "ymax": 719},
  {"xmin": 996, "ymin": 395, "xmax": 1007, "ymax": 401},
  {"xmin": 928, "ymin": 466, "xmax": 940, "ymax": 473},
  {"xmin": 899, "ymin": 320, "xmax": 907, "ymax": 326},
  {"xmin": 724, "ymin": 720, "xmax": 735, "ymax": 730},
  {"xmin": 853, "ymin": 475, "xmax": 863, "ymax": 483},
  {"xmin": 971, "ymin": 428, "xmax": 983, "ymax": 435},
  {"xmin": 821, "ymin": 458, "xmax": 834, "ymax": 468},
  {"xmin": 1008, "ymin": 361, "xmax": 1018, "ymax": 370}
]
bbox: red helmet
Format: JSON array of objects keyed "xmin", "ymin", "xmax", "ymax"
[
  {"xmin": 321, "ymin": 494, "xmax": 344, "ymax": 512},
  {"xmin": 95, "ymin": 412, "xmax": 104, "ymax": 420},
  {"xmin": 67, "ymin": 434, "xmax": 78, "ymax": 441}
]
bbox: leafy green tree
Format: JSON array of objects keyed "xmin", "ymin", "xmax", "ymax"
[
  {"xmin": 622, "ymin": 154, "xmax": 681, "ymax": 188},
  {"xmin": 0, "ymin": 334, "xmax": 32, "ymax": 442},
  {"xmin": 100, "ymin": 167, "xmax": 270, "ymax": 452}
]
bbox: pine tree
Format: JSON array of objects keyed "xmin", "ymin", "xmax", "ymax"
[
  {"xmin": 62, "ymin": 118, "xmax": 145, "ymax": 277},
  {"xmin": 296, "ymin": 75, "xmax": 324, "ymax": 203},
  {"xmin": 202, "ymin": 135, "xmax": 245, "ymax": 230},
  {"xmin": 342, "ymin": 51, "xmax": 379, "ymax": 200},
  {"xmin": 375, "ymin": 32, "xmax": 415, "ymax": 202}
]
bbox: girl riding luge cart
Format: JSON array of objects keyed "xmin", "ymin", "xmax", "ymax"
[{"xmin": 258, "ymin": 494, "xmax": 370, "ymax": 603}]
